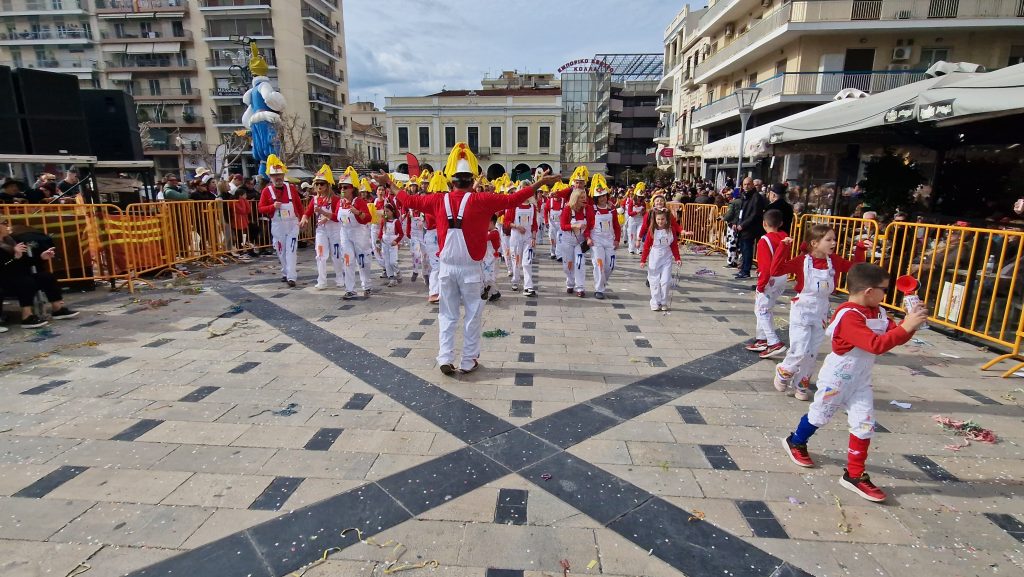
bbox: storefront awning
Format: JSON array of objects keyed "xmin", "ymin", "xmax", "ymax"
[
  {"xmin": 917, "ymin": 62, "xmax": 1024, "ymax": 126},
  {"xmin": 108, "ymin": 72, "xmax": 132, "ymax": 81}
]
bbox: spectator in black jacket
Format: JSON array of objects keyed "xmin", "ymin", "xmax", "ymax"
[
  {"xmin": 766, "ymin": 183, "xmax": 794, "ymax": 234},
  {"xmin": 733, "ymin": 177, "xmax": 766, "ymax": 279},
  {"xmin": 1, "ymin": 218, "xmax": 78, "ymax": 328}
]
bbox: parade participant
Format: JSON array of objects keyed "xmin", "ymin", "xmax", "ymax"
[
  {"xmin": 299, "ymin": 165, "xmax": 344, "ymax": 290},
  {"xmin": 373, "ymin": 143, "xmax": 562, "ymax": 375},
  {"xmin": 423, "ymin": 172, "xmax": 447, "ymax": 303},
  {"xmin": 589, "ymin": 174, "xmax": 620, "ymax": 300},
  {"xmin": 639, "ymin": 190, "xmax": 674, "ymax": 242},
  {"xmin": 771, "ymin": 224, "xmax": 869, "ymax": 399},
  {"xmin": 377, "ymin": 203, "xmax": 405, "ymax": 286},
  {"xmin": 746, "ymin": 209, "xmax": 790, "ymax": 358},
  {"xmin": 625, "ymin": 182, "xmax": 647, "ymax": 254},
  {"xmin": 639, "ymin": 209, "xmax": 682, "ymax": 311},
  {"xmin": 368, "ymin": 178, "xmax": 387, "ymax": 271},
  {"xmin": 257, "ymin": 155, "xmax": 303, "ymax": 287},
  {"xmin": 481, "ymin": 214, "xmax": 502, "ymax": 302},
  {"xmin": 782, "ymin": 263, "xmax": 928, "ymax": 502},
  {"xmin": 502, "ymin": 183, "xmax": 539, "ymax": 296},
  {"xmin": 547, "ymin": 182, "xmax": 568, "ymax": 260},
  {"xmin": 336, "ymin": 167, "xmax": 374, "ymax": 299},
  {"xmin": 560, "ymin": 185, "xmax": 595, "ymax": 297},
  {"xmin": 404, "ymin": 177, "xmax": 428, "ymax": 283}
]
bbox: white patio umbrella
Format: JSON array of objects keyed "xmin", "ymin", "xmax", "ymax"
[{"xmin": 916, "ymin": 62, "xmax": 1024, "ymax": 126}]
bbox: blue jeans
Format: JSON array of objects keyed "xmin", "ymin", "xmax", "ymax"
[{"xmin": 739, "ymin": 237, "xmax": 755, "ymax": 276}]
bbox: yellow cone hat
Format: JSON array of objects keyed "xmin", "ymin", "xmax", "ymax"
[
  {"xmin": 313, "ymin": 164, "xmax": 334, "ymax": 184},
  {"xmin": 570, "ymin": 166, "xmax": 589, "ymax": 183},
  {"xmin": 590, "ymin": 173, "xmax": 610, "ymax": 197},
  {"xmin": 337, "ymin": 166, "xmax": 359, "ymax": 186},
  {"xmin": 427, "ymin": 171, "xmax": 450, "ymax": 193},
  {"xmin": 633, "ymin": 182, "xmax": 646, "ymax": 196},
  {"xmin": 444, "ymin": 142, "xmax": 479, "ymax": 177},
  {"xmin": 265, "ymin": 154, "xmax": 287, "ymax": 175}
]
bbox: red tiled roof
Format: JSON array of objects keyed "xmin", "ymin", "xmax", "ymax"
[{"xmin": 427, "ymin": 87, "xmax": 561, "ymax": 97}]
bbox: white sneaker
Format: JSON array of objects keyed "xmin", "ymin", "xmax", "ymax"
[
  {"xmin": 0, "ymin": 325, "xmax": 8, "ymax": 333},
  {"xmin": 315, "ymin": 283, "xmax": 327, "ymax": 291}
]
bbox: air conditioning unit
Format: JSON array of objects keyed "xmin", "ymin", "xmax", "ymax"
[
  {"xmin": 892, "ymin": 46, "xmax": 912, "ymax": 61},
  {"xmin": 724, "ymin": 23, "xmax": 735, "ymax": 37}
]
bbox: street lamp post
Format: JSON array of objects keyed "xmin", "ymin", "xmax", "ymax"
[{"xmin": 733, "ymin": 87, "xmax": 761, "ymax": 184}]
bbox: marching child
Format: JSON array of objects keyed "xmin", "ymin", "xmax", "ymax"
[
  {"xmin": 771, "ymin": 224, "xmax": 869, "ymax": 400},
  {"xmin": 625, "ymin": 183, "xmax": 647, "ymax": 255},
  {"xmin": 746, "ymin": 209, "xmax": 790, "ymax": 358},
  {"xmin": 547, "ymin": 183, "xmax": 568, "ymax": 260},
  {"xmin": 377, "ymin": 203, "xmax": 405, "ymax": 286},
  {"xmin": 560, "ymin": 188, "xmax": 594, "ymax": 297},
  {"xmin": 502, "ymin": 186, "xmax": 539, "ymax": 296},
  {"xmin": 299, "ymin": 165, "xmax": 343, "ymax": 290},
  {"xmin": 782, "ymin": 263, "xmax": 928, "ymax": 502},
  {"xmin": 481, "ymin": 214, "xmax": 502, "ymax": 302},
  {"xmin": 639, "ymin": 208, "xmax": 682, "ymax": 311}
]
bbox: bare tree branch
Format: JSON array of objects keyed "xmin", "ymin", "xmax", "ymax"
[{"xmin": 274, "ymin": 113, "xmax": 312, "ymax": 167}]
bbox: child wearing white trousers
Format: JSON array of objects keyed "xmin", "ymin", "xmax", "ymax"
[
  {"xmin": 503, "ymin": 195, "xmax": 538, "ymax": 296},
  {"xmin": 377, "ymin": 204, "xmax": 404, "ymax": 286},
  {"xmin": 746, "ymin": 209, "xmax": 790, "ymax": 358},
  {"xmin": 559, "ymin": 191, "xmax": 593, "ymax": 297},
  {"xmin": 589, "ymin": 190, "xmax": 620, "ymax": 300},
  {"xmin": 640, "ymin": 209, "xmax": 681, "ymax": 311}
]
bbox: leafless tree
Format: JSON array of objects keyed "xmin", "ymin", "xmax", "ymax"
[
  {"xmin": 274, "ymin": 113, "xmax": 312, "ymax": 167},
  {"xmin": 138, "ymin": 122, "xmax": 155, "ymax": 150}
]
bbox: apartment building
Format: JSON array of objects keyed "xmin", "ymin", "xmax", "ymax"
[
  {"xmin": 349, "ymin": 100, "xmax": 385, "ymax": 168},
  {"xmin": 658, "ymin": 0, "xmax": 1024, "ymax": 179},
  {"xmin": 655, "ymin": 5, "xmax": 709, "ymax": 179},
  {"xmin": 385, "ymin": 79, "xmax": 562, "ymax": 181},
  {"xmin": 0, "ymin": 0, "xmax": 351, "ymax": 176}
]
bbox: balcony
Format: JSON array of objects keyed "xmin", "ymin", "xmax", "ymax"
[
  {"xmin": 695, "ymin": 0, "xmax": 1024, "ymax": 82},
  {"xmin": 0, "ymin": 0, "xmax": 87, "ymax": 16},
  {"xmin": 304, "ymin": 36, "xmax": 341, "ymax": 60},
  {"xmin": 301, "ymin": 8, "xmax": 340, "ymax": 35},
  {"xmin": 200, "ymin": 0, "xmax": 271, "ymax": 15},
  {"xmin": 306, "ymin": 62, "xmax": 340, "ymax": 84},
  {"xmin": 105, "ymin": 57, "xmax": 197, "ymax": 73},
  {"xmin": 210, "ymin": 87, "xmax": 244, "ymax": 97},
  {"xmin": 655, "ymin": 93, "xmax": 673, "ymax": 113},
  {"xmin": 101, "ymin": 30, "xmax": 193, "ymax": 42},
  {"xmin": 0, "ymin": 29, "xmax": 92, "ymax": 45},
  {"xmin": 205, "ymin": 54, "xmax": 277, "ymax": 69},
  {"xmin": 691, "ymin": 69, "xmax": 927, "ymax": 127},
  {"xmin": 1, "ymin": 58, "xmax": 96, "ymax": 71},
  {"xmin": 309, "ymin": 92, "xmax": 340, "ymax": 107},
  {"xmin": 95, "ymin": 0, "xmax": 187, "ymax": 14},
  {"xmin": 127, "ymin": 87, "xmax": 201, "ymax": 102}
]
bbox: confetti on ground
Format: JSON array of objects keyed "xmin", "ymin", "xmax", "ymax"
[
  {"xmin": 0, "ymin": 340, "xmax": 99, "ymax": 372},
  {"xmin": 586, "ymin": 560, "xmax": 598, "ymax": 571},
  {"xmin": 694, "ymin": 267, "xmax": 716, "ymax": 277},
  {"xmin": 541, "ymin": 473, "xmax": 553, "ymax": 481},
  {"xmin": 912, "ymin": 338, "xmax": 934, "ymax": 347},
  {"xmin": 34, "ymin": 327, "xmax": 55, "ymax": 338},
  {"xmin": 482, "ymin": 328, "xmax": 510, "ymax": 338},
  {"xmin": 939, "ymin": 352, "xmax": 961, "ymax": 359},
  {"xmin": 138, "ymin": 298, "xmax": 171, "ymax": 309},
  {"xmin": 288, "ymin": 528, "xmax": 440, "ymax": 577},
  {"xmin": 207, "ymin": 319, "xmax": 248, "ymax": 338},
  {"xmin": 659, "ymin": 460, "xmax": 670, "ymax": 472},
  {"xmin": 890, "ymin": 400, "xmax": 912, "ymax": 410},
  {"xmin": 933, "ymin": 415, "xmax": 997, "ymax": 444},
  {"xmin": 834, "ymin": 495, "xmax": 853, "ymax": 533},
  {"xmin": 908, "ymin": 368, "xmax": 926, "ymax": 376},
  {"xmin": 688, "ymin": 510, "xmax": 705, "ymax": 522},
  {"xmin": 249, "ymin": 402, "xmax": 300, "ymax": 418},
  {"xmin": 788, "ymin": 496, "xmax": 804, "ymax": 505},
  {"xmin": 944, "ymin": 438, "xmax": 971, "ymax": 452}
]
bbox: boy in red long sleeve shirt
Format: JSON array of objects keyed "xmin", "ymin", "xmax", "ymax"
[
  {"xmin": 783, "ymin": 263, "xmax": 928, "ymax": 502},
  {"xmin": 746, "ymin": 209, "xmax": 790, "ymax": 358},
  {"xmin": 559, "ymin": 193, "xmax": 595, "ymax": 296},
  {"xmin": 257, "ymin": 157, "xmax": 305, "ymax": 286},
  {"xmin": 502, "ymin": 191, "xmax": 539, "ymax": 295}
]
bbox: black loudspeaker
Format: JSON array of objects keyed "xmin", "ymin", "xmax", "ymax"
[
  {"xmin": 0, "ymin": 66, "xmax": 26, "ymax": 154},
  {"xmin": 21, "ymin": 117, "xmax": 93, "ymax": 156},
  {"xmin": 13, "ymin": 67, "xmax": 91, "ymax": 155},
  {"xmin": 81, "ymin": 89, "xmax": 144, "ymax": 161}
]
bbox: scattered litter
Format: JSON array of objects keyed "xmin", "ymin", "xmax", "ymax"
[
  {"xmin": 1003, "ymin": 393, "xmax": 1017, "ymax": 402},
  {"xmin": 179, "ymin": 286, "xmax": 205, "ymax": 295},
  {"xmin": 908, "ymin": 368, "xmax": 927, "ymax": 376},
  {"xmin": 911, "ymin": 338, "xmax": 934, "ymax": 347},
  {"xmin": 586, "ymin": 560, "xmax": 598, "ymax": 571},
  {"xmin": 540, "ymin": 473, "xmax": 553, "ymax": 481},
  {"xmin": 0, "ymin": 340, "xmax": 99, "ymax": 373},
  {"xmin": 34, "ymin": 327, "xmax": 55, "ymax": 338},
  {"xmin": 64, "ymin": 562, "xmax": 90, "ymax": 577},
  {"xmin": 560, "ymin": 559, "xmax": 571, "ymax": 577},
  {"xmin": 0, "ymin": 427, "xmax": 13, "ymax": 433},
  {"xmin": 933, "ymin": 415, "xmax": 997, "ymax": 444},
  {"xmin": 659, "ymin": 460, "xmax": 670, "ymax": 472},
  {"xmin": 249, "ymin": 402, "xmax": 300, "ymax": 418},
  {"xmin": 687, "ymin": 510, "xmax": 705, "ymax": 522},
  {"xmin": 220, "ymin": 304, "xmax": 244, "ymax": 316},
  {"xmin": 787, "ymin": 496, "xmax": 804, "ymax": 505},
  {"xmin": 207, "ymin": 319, "xmax": 248, "ymax": 338},
  {"xmin": 939, "ymin": 352, "xmax": 961, "ymax": 359},
  {"xmin": 944, "ymin": 438, "xmax": 971, "ymax": 452},
  {"xmin": 482, "ymin": 328, "xmax": 509, "ymax": 338},
  {"xmin": 833, "ymin": 495, "xmax": 853, "ymax": 534},
  {"xmin": 890, "ymin": 400, "xmax": 912, "ymax": 410},
  {"xmin": 647, "ymin": 549, "xmax": 654, "ymax": 556},
  {"xmin": 138, "ymin": 298, "xmax": 171, "ymax": 309},
  {"xmin": 694, "ymin": 267, "xmax": 716, "ymax": 277},
  {"xmin": 288, "ymin": 528, "xmax": 440, "ymax": 577}
]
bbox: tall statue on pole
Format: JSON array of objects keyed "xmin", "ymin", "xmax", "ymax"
[{"xmin": 241, "ymin": 42, "xmax": 286, "ymax": 178}]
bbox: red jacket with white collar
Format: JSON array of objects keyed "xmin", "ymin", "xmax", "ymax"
[
  {"xmin": 377, "ymin": 218, "xmax": 405, "ymax": 243},
  {"xmin": 560, "ymin": 204, "xmax": 595, "ymax": 240},
  {"xmin": 639, "ymin": 226, "xmax": 682, "ymax": 264},
  {"xmin": 303, "ymin": 194, "xmax": 340, "ymax": 222},
  {"xmin": 593, "ymin": 204, "xmax": 622, "ymax": 244},
  {"xmin": 625, "ymin": 197, "xmax": 646, "ymax": 217},
  {"xmin": 502, "ymin": 203, "xmax": 539, "ymax": 235},
  {"xmin": 258, "ymin": 183, "xmax": 304, "ymax": 217}
]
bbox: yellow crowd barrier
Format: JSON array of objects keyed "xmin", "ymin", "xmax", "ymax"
[
  {"xmin": 790, "ymin": 214, "xmax": 881, "ymax": 292},
  {"xmin": 672, "ymin": 203, "xmax": 728, "ymax": 253}
]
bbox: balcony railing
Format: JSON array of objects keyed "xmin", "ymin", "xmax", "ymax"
[
  {"xmin": 309, "ymin": 92, "xmax": 339, "ymax": 105},
  {"xmin": 210, "ymin": 87, "xmax": 244, "ymax": 96},
  {"xmin": 2, "ymin": 0, "xmax": 85, "ymax": 12},
  {"xmin": 101, "ymin": 30, "xmax": 193, "ymax": 41},
  {"xmin": 306, "ymin": 62, "xmax": 339, "ymax": 81},
  {"xmin": 696, "ymin": 0, "xmax": 1024, "ymax": 79},
  {"xmin": 1, "ymin": 58, "xmax": 95, "ymax": 69},
  {"xmin": 106, "ymin": 57, "xmax": 196, "ymax": 70},
  {"xmin": 200, "ymin": 0, "xmax": 270, "ymax": 7},
  {"xmin": 96, "ymin": 0, "xmax": 185, "ymax": 11},
  {"xmin": 691, "ymin": 69, "xmax": 927, "ymax": 125},
  {"xmin": 0, "ymin": 29, "xmax": 92, "ymax": 41},
  {"xmin": 127, "ymin": 87, "xmax": 200, "ymax": 98},
  {"xmin": 304, "ymin": 35, "xmax": 340, "ymax": 56},
  {"xmin": 206, "ymin": 54, "xmax": 277, "ymax": 67},
  {"xmin": 301, "ymin": 8, "xmax": 339, "ymax": 32}
]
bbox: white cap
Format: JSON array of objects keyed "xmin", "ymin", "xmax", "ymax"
[{"xmin": 455, "ymin": 158, "xmax": 472, "ymax": 175}]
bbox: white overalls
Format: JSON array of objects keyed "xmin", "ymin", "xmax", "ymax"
[
  {"xmin": 807, "ymin": 307, "xmax": 889, "ymax": 439},
  {"xmin": 337, "ymin": 199, "xmax": 373, "ymax": 292},
  {"xmin": 437, "ymin": 193, "xmax": 485, "ymax": 371},
  {"xmin": 626, "ymin": 199, "xmax": 645, "ymax": 254},
  {"xmin": 380, "ymin": 219, "xmax": 401, "ymax": 279},
  {"xmin": 509, "ymin": 204, "xmax": 535, "ymax": 290},
  {"xmin": 408, "ymin": 209, "xmax": 428, "ymax": 278},
  {"xmin": 267, "ymin": 184, "xmax": 300, "ymax": 282},
  {"xmin": 548, "ymin": 198, "xmax": 564, "ymax": 259},
  {"xmin": 313, "ymin": 196, "xmax": 344, "ymax": 288},
  {"xmin": 560, "ymin": 211, "xmax": 587, "ymax": 291},
  {"xmin": 754, "ymin": 235, "xmax": 790, "ymax": 346},
  {"xmin": 776, "ymin": 255, "xmax": 835, "ymax": 393},
  {"xmin": 498, "ymin": 222, "xmax": 512, "ymax": 277},
  {"xmin": 647, "ymin": 228, "xmax": 674, "ymax": 310},
  {"xmin": 591, "ymin": 207, "xmax": 617, "ymax": 294}
]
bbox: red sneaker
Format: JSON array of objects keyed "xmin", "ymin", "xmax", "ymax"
[
  {"xmin": 782, "ymin": 435, "xmax": 815, "ymax": 468},
  {"xmin": 745, "ymin": 339, "xmax": 768, "ymax": 352},
  {"xmin": 759, "ymin": 342, "xmax": 787, "ymax": 359},
  {"xmin": 840, "ymin": 469, "xmax": 887, "ymax": 502}
]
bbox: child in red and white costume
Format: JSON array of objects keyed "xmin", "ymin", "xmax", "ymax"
[
  {"xmin": 746, "ymin": 209, "xmax": 790, "ymax": 358},
  {"xmin": 335, "ymin": 167, "xmax": 374, "ymax": 299},
  {"xmin": 257, "ymin": 154, "xmax": 304, "ymax": 287},
  {"xmin": 771, "ymin": 224, "xmax": 869, "ymax": 400},
  {"xmin": 299, "ymin": 164, "xmax": 343, "ymax": 290},
  {"xmin": 422, "ymin": 172, "xmax": 448, "ymax": 304},
  {"xmin": 559, "ymin": 188, "xmax": 595, "ymax": 297},
  {"xmin": 481, "ymin": 214, "xmax": 502, "ymax": 302},
  {"xmin": 783, "ymin": 263, "xmax": 928, "ymax": 502},
  {"xmin": 625, "ymin": 183, "xmax": 648, "ymax": 255},
  {"xmin": 404, "ymin": 178, "xmax": 429, "ymax": 284},
  {"xmin": 589, "ymin": 174, "xmax": 621, "ymax": 300},
  {"xmin": 502, "ymin": 188, "xmax": 539, "ymax": 296},
  {"xmin": 378, "ymin": 203, "xmax": 405, "ymax": 286},
  {"xmin": 546, "ymin": 184, "xmax": 568, "ymax": 260},
  {"xmin": 640, "ymin": 208, "xmax": 681, "ymax": 311}
]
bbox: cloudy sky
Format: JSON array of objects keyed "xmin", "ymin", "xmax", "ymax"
[{"xmin": 344, "ymin": 0, "xmax": 687, "ymax": 106}]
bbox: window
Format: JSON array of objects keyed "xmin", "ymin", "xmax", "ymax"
[
  {"xmin": 1010, "ymin": 46, "xmax": 1024, "ymax": 66},
  {"xmin": 172, "ymin": 21, "xmax": 184, "ymax": 37},
  {"xmin": 148, "ymin": 79, "xmax": 161, "ymax": 95},
  {"xmin": 775, "ymin": 59, "xmax": 788, "ymax": 75},
  {"xmin": 517, "ymin": 126, "xmax": 528, "ymax": 148},
  {"xmin": 539, "ymin": 126, "xmax": 550, "ymax": 148},
  {"xmin": 467, "ymin": 127, "xmax": 479, "ymax": 152},
  {"xmin": 920, "ymin": 47, "xmax": 950, "ymax": 68},
  {"xmin": 179, "ymin": 77, "xmax": 191, "ymax": 95},
  {"xmin": 748, "ymin": 73, "xmax": 757, "ymax": 87},
  {"xmin": 490, "ymin": 126, "xmax": 501, "ymax": 148},
  {"xmin": 444, "ymin": 126, "xmax": 456, "ymax": 148},
  {"xmin": 398, "ymin": 126, "xmax": 409, "ymax": 149},
  {"xmin": 732, "ymin": 79, "xmax": 742, "ymax": 92},
  {"xmin": 418, "ymin": 126, "xmax": 429, "ymax": 149}
]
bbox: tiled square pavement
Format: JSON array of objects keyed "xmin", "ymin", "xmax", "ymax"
[{"xmin": 0, "ymin": 247, "xmax": 1022, "ymax": 577}]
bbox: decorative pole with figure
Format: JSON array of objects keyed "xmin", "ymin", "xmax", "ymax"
[{"xmin": 241, "ymin": 42, "xmax": 286, "ymax": 178}]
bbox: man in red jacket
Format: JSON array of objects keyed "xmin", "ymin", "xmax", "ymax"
[
  {"xmin": 372, "ymin": 143, "xmax": 562, "ymax": 375},
  {"xmin": 257, "ymin": 154, "xmax": 303, "ymax": 287}
]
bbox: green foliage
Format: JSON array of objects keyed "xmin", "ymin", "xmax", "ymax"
[{"xmin": 862, "ymin": 150, "xmax": 924, "ymax": 215}]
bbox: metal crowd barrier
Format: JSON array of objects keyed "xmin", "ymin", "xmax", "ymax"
[
  {"xmin": 790, "ymin": 214, "xmax": 881, "ymax": 292},
  {"xmin": 671, "ymin": 203, "xmax": 728, "ymax": 253}
]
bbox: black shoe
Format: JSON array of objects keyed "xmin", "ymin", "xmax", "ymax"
[
  {"xmin": 594, "ymin": 292, "xmax": 605, "ymax": 300},
  {"xmin": 481, "ymin": 285, "xmax": 491, "ymax": 301},
  {"xmin": 645, "ymin": 280, "xmax": 650, "ymax": 287},
  {"xmin": 440, "ymin": 363, "xmax": 456, "ymax": 376},
  {"xmin": 342, "ymin": 291, "xmax": 357, "ymax": 300},
  {"xmin": 488, "ymin": 291, "xmax": 502, "ymax": 302},
  {"xmin": 457, "ymin": 360, "xmax": 480, "ymax": 374},
  {"xmin": 523, "ymin": 288, "xmax": 536, "ymax": 297},
  {"xmin": 281, "ymin": 276, "xmax": 287, "ymax": 283},
  {"xmin": 287, "ymin": 280, "xmax": 296, "ymax": 287},
  {"xmin": 549, "ymin": 254, "xmax": 556, "ymax": 260},
  {"xmin": 566, "ymin": 287, "xmax": 574, "ymax": 294},
  {"xmin": 557, "ymin": 257, "xmax": 563, "ymax": 263},
  {"xmin": 734, "ymin": 273, "xmax": 751, "ymax": 279},
  {"xmin": 411, "ymin": 272, "xmax": 419, "ymax": 282},
  {"xmin": 51, "ymin": 308, "xmax": 79, "ymax": 320},
  {"xmin": 21, "ymin": 315, "xmax": 48, "ymax": 328}
]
